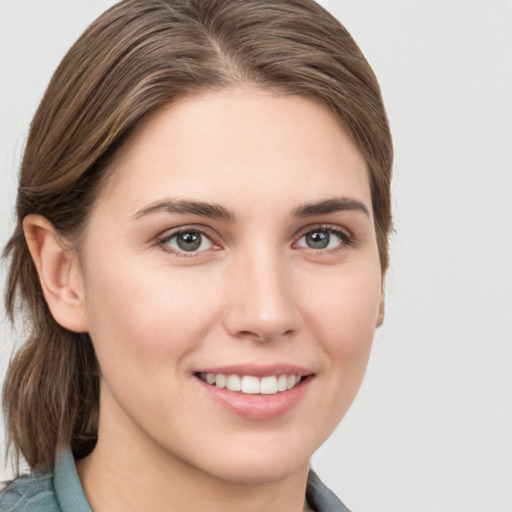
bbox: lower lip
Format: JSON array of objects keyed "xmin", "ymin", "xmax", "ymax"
[{"xmin": 195, "ymin": 376, "xmax": 312, "ymax": 421}]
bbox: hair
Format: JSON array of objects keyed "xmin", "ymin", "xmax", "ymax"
[{"xmin": 2, "ymin": 0, "xmax": 392, "ymax": 472}]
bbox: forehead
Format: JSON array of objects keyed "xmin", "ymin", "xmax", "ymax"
[{"xmin": 96, "ymin": 88, "xmax": 371, "ymax": 217}]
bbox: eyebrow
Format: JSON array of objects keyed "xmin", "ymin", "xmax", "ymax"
[
  {"xmin": 132, "ymin": 199, "xmax": 235, "ymax": 222},
  {"xmin": 132, "ymin": 196, "xmax": 370, "ymax": 222},
  {"xmin": 293, "ymin": 197, "xmax": 370, "ymax": 218}
]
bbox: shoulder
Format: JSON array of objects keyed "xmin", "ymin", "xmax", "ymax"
[
  {"xmin": 0, "ymin": 469, "xmax": 61, "ymax": 512},
  {"xmin": 306, "ymin": 469, "xmax": 353, "ymax": 512},
  {"xmin": 1, "ymin": 449, "xmax": 92, "ymax": 512}
]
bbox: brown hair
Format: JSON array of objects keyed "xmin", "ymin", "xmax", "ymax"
[{"xmin": 2, "ymin": 0, "xmax": 392, "ymax": 472}]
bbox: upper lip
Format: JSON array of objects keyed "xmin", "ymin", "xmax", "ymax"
[{"xmin": 194, "ymin": 364, "xmax": 313, "ymax": 378}]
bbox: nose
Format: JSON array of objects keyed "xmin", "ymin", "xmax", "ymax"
[{"xmin": 223, "ymin": 248, "xmax": 299, "ymax": 343}]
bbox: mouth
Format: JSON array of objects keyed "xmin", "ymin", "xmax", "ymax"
[
  {"xmin": 194, "ymin": 365, "xmax": 314, "ymax": 420},
  {"xmin": 196, "ymin": 372, "xmax": 303, "ymax": 395}
]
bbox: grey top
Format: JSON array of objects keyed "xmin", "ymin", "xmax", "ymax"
[{"xmin": 0, "ymin": 449, "xmax": 351, "ymax": 512}]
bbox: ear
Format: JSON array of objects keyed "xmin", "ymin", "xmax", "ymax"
[
  {"xmin": 23, "ymin": 214, "xmax": 89, "ymax": 333},
  {"xmin": 376, "ymin": 291, "xmax": 385, "ymax": 328}
]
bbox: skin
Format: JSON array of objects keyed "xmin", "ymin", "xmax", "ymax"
[{"xmin": 25, "ymin": 88, "xmax": 384, "ymax": 512}]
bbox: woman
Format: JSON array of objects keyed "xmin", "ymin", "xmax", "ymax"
[{"xmin": 1, "ymin": 0, "xmax": 392, "ymax": 510}]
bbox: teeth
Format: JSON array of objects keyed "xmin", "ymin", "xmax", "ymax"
[
  {"xmin": 260, "ymin": 376, "xmax": 277, "ymax": 395},
  {"xmin": 277, "ymin": 374, "xmax": 288, "ymax": 392},
  {"xmin": 216, "ymin": 374, "xmax": 226, "ymax": 389},
  {"xmin": 241, "ymin": 376, "xmax": 260, "ymax": 394},
  {"xmin": 226, "ymin": 374, "xmax": 241, "ymax": 392},
  {"xmin": 287, "ymin": 374, "xmax": 298, "ymax": 390},
  {"xmin": 199, "ymin": 372, "xmax": 303, "ymax": 395}
]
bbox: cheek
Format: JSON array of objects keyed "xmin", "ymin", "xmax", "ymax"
[
  {"xmin": 290, "ymin": 261, "xmax": 382, "ymax": 442},
  {"xmin": 303, "ymin": 260, "xmax": 382, "ymax": 366},
  {"xmin": 82, "ymin": 255, "xmax": 220, "ymax": 385}
]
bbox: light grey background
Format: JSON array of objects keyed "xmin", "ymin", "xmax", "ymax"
[{"xmin": 1, "ymin": 1, "xmax": 511, "ymax": 511}]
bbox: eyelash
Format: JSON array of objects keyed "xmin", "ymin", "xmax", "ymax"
[{"xmin": 156, "ymin": 224, "xmax": 354, "ymax": 257}]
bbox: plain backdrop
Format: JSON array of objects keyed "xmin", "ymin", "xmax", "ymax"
[{"xmin": 1, "ymin": 1, "xmax": 511, "ymax": 511}]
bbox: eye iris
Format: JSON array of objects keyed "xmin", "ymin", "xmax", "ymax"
[
  {"xmin": 177, "ymin": 232, "xmax": 202, "ymax": 251},
  {"xmin": 306, "ymin": 230, "xmax": 330, "ymax": 249}
]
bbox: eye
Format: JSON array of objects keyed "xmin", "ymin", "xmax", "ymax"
[
  {"xmin": 294, "ymin": 226, "xmax": 350, "ymax": 251},
  {"xmin": 160, "ymin": 229, "xmax": 214, "ymax": 254}
]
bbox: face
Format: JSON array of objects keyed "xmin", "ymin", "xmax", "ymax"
[{"xmin": 78, "ymin": 88, "xmax": 383, "ymax": 484}]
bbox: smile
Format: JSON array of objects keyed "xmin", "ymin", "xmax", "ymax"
[{"xmin": 198, "ymin": 372, "xmax": 302, "ymax": 395}]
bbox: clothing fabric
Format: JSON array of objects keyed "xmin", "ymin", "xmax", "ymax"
[{"xmin": 0, "ymin": 448, "xmax": 351, "ymax": 511}]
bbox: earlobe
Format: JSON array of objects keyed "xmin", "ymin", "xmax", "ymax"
[{"xmin": 23, "ymin": 214, "xmax": 89, "ymax": 333}]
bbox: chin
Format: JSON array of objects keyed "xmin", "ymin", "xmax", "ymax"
[
  {"xmin": 204, "ymin": 453, "xmax": 311, "ymax": 486},
  {"xmin": 180, "ymin": 433, "xmax": 317, "ymax": 486}
]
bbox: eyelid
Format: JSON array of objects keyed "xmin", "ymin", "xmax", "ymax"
[{"xmin": 295, "ymin": 223, "xmax": 353, "ymax": 239}]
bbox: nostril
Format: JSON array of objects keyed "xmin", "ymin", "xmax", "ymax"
[{"xmin": 236, "ymin": 329, "xmax": 295, "ymax": 343}]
